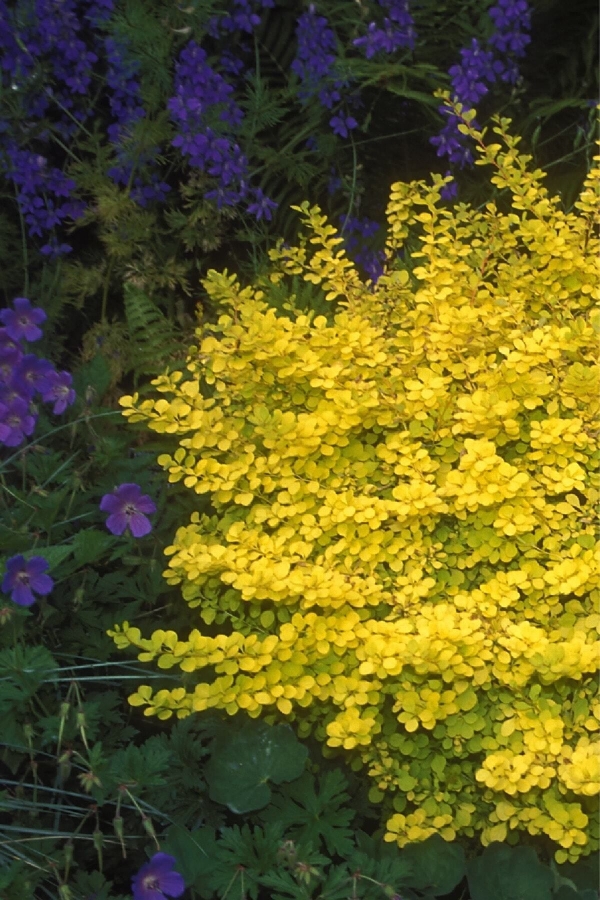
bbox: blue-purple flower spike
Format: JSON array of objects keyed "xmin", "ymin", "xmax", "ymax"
[
  {"xmin": 430, "ymin": 0, "xmax": 531, "ymax": 177},
  {"xmin": 292, "ymin": 6, "xmax": 359, "ymax": 138}
]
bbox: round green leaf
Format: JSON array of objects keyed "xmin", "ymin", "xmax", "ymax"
[
  {"xmin": 401, "ymin": 833, "xmax": 465, "ymax": 894},
  {"xmin": 467, "ymin": 843, "xmax": 554, "ymax": 900},
  {"xmin": 205, "ymin": 721, "xmax": 308, "ymax": 813}
]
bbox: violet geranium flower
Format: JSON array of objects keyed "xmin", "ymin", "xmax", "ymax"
[
  {"xmin": 42, "ymin": 370, "xmax": 76, "ymax": 414},
  {"xmin": 100, "ymin": 483, "xmax": 156, "ymax": 537},
  {"xmin": 0, "ymin": 297, "xmax": 47, "ymax": 343},
  {"xmin": 14, "ymin": 354, "xmax": 57, "ymax": 398},
  {"xmin": 0, "ymin": 397, "xmax": 37, "ymax": 446},
  {"xmin": 131, "ymin": 852, "xmax": 185, "ymax": 900},
  {"xmin": 1, "ymin": 555, "xmax": 54, "ymax": 606}
]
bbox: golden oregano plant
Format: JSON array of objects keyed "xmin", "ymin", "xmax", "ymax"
[{"xmin": 109, "ymin": 106, "xmax": 600, "ymax": 863}]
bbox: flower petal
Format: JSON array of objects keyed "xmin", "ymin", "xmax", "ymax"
[
  {"xmin": 11, "ymin": 583, "xmax": 37, "ymax": 606},
  {"xmin": 133, "ymin": 495, "xmax": 157, "ymax": 515},
  {"xmin": 128, "ymin": 512, "xmax": 152, "ymax": 538},
  {"xmin": 148, "ymin": 853, "xmax": 177, "ymax": 869},
  {"xmin": 100, "ymin": 493, "xmax": 122, "ymax": 513},
  {"xmin": 25, "ymin": 556, "xmax": 50, "ymax": 576},
  {"xmin": 160, "ymin": 870, "xmax": 186, "ymax": 897},
  {"xmin": 105, "ymin": 512, "xmax": 128, "ymax": 535},
  {"xmin": 115, "ymin": 483, "xmax": 143, "ymax": 502},
  {"xmin": 30, "ymin": 573, "xmax": 54, "ymax": 595}
]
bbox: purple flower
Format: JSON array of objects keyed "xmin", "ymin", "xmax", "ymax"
[
  {"xmin": 0, "ymin": 397, "xmax": 37, "ymax": 446},
  {"xmin": 0, "ymin": 344, "xmax": 22, "ymax": 386},
  {"xmin": 246, "ymin": 188, "xmax": 278, "ymax": 221},
  {"xmin": 329, "ymin": 113, "xmax": 358, "ymax": 138},
  {"xmin": 14, "ymin": 355, "xmax": 56, "ymax": 398},
  {"xmin": 42, "ymin": 370, "xmax": 76, "ymax": 414},
  {"xmin": 0, "ymin": 328, "xmax": 22, "ymax": 354},
  {"xmin": 0, "ymin": 298, "xmax": 47, "ymax": 343},
  {"xmin": 1, "ymin": 555, "xmax": 53, "ymax": 607},
  {"xmin": 100, "ymin": 483, "xmax": 156, "ymax": 537},
  {"xmin": 339, "ymin": 215, "xmax": 385, "ymax": 283},
  {"xmin": 131, "ymin": 852, "xmax": 185, "ymax": 900},
  {"xmin": 440, "ymin": 175, "xmax": 459, "ymax": 201}
]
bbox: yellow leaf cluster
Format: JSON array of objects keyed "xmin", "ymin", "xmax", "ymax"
[{"xmin": 110, "ymin": 106, "xmax": 600, "ymax": 863}]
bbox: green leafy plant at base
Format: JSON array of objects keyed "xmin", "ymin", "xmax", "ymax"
[{"xmin": 110, "ymin": 103, "xmax": 600, "ymax": 864}]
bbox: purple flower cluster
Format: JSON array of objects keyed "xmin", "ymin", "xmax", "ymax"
[
  {"xmin": 169, "ymin": 41, "xmax": 276, "ymax": 219},
  {"xmin": 353, "ymin": 0, "xmax": 417, "ymax": 58},
  {"xmin": 431, "ymin": 0, "xmax": 531, "ymax": 172},
  {"xmin": 292, "ymin": 6, "xmax": 358, "ymax": 138},
  {"xmin": 340, "ymin": 215, "xmax": 385, "ymax": 283},
  {"xmin": 208, "ymin": 0, "xmax": 274, "ymax": 37},
  {"xmin": 104, "ymin": 37, "xmax": 170, "ymax": 207},
  {"xmin": 83, "ymin": 0, "xmax": 115, "ymax": 28},
  {"xmin": 104, "ymin": 37, "xmax": 145, "ymax": 146},
  {"xmin": 3, "ymin": 143, "xmax": 85, "ymax": 256},
  {"xmin": 0, "ymin": 0, "xmax": 104, "ymax": 254},
  {"xmin": 1, "ymin": 554, "xmax": 53, "ymax": 607},
  {"xmin": 0, "ymin": 0, "xmax": 98, "ymax": 131},
  {"xmin": 488, "ymin": 0, "xmax": 532, "ymax": 68},
  {"xmin": 0, "ymin": 298, "xmax": 75, "ymax": 447}
]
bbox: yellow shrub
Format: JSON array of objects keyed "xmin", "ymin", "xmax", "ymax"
[{"xmin": 110, "ymin": 106, "xmax": 600, "ymax": 863}]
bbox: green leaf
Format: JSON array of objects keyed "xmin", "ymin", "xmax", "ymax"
[
  {"xmin": 467, "ymin": 843, "xmax": 554, "ymax": 900},
  {"xmin": 162, "ymin": 824, "xmax": 215, "ymax": 886},
  {"xmin": 72, "ymin": 529, "xmax": 115, "ymax": 566},
  {"xmin": 401, "ymin": 834, "xmax": 465, "ymax": 895},
  {"xmin": 73, "ymin": 354, "xmax": 113, "ymax": 403},
  {"xmin": 259, "ymin": 769, "xmax": 355, "ymax": 856},
  {"xmin": 0, "ymin": 525, "xmax": 31, "ymax": 555},
  {"xmin": 29, "ymin": 544, "xmax": 74, "ymax": 571},
  {"xmin": 554, "ymin": 858, "xmax": 600, "ymax": 894},
  {"xmin": 384, "ymin": 84, "xmax": 440, "ymax": 106},
  {"xmin": 205, "ymin": 721, "xmax": 308, "ymax": 813},
  {"xmin": 554, "ymin": 888, "xmax": 599, "ymax": 900},
  {"xmin": 0, "ymin": 645, "xmax": 58, "ymax": 694},
  {"xmin": 396, "ymin": 770, "xmax": 417, "ymax": 791},
  {"xmin": 107, "ymin": 736, "xmax": 172, "ymax": 790},
  {"xmin": 70, "ymin": 869, "xmax": 124, "ymax": 900}
]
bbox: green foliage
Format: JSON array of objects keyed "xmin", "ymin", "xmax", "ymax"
[
  {"xmin": 467, "ymin": 843, "xmax": 555, "ymax": 900},
  {"xmin": 123, "ymin": 282, "xmax": 188, "ymax": 380},
  {"xmin": 259, "ymin": 769, "xmax": 356, "ymax": 857},
  {"xmin": 205, "ymin": 720, "xmax": 309, "ymax": 814},
  {"xmin": 400, "ymin": 834, "xmax": 466, "ymax": 896}
]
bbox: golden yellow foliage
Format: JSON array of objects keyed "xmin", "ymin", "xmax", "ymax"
[{"xmin": 110, "ymin": 105, "xmax": 600, "ymax": 862}]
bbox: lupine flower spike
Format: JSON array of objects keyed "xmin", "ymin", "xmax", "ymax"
[
  {"xmin": 100, "ymin": 483, "xmax": 156, "ymax": 537},
  {"xmin": 1, "ymin": 555, "xmax": 54, "ymax": 606},
  {"xmin": 131, "ymin": 852, "xmax": 185, "ymax": 900}
]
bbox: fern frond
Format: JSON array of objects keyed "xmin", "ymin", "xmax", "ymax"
[{"xmin": 123, "ymin": 282, "xmax": 181, "ymax": 380}]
